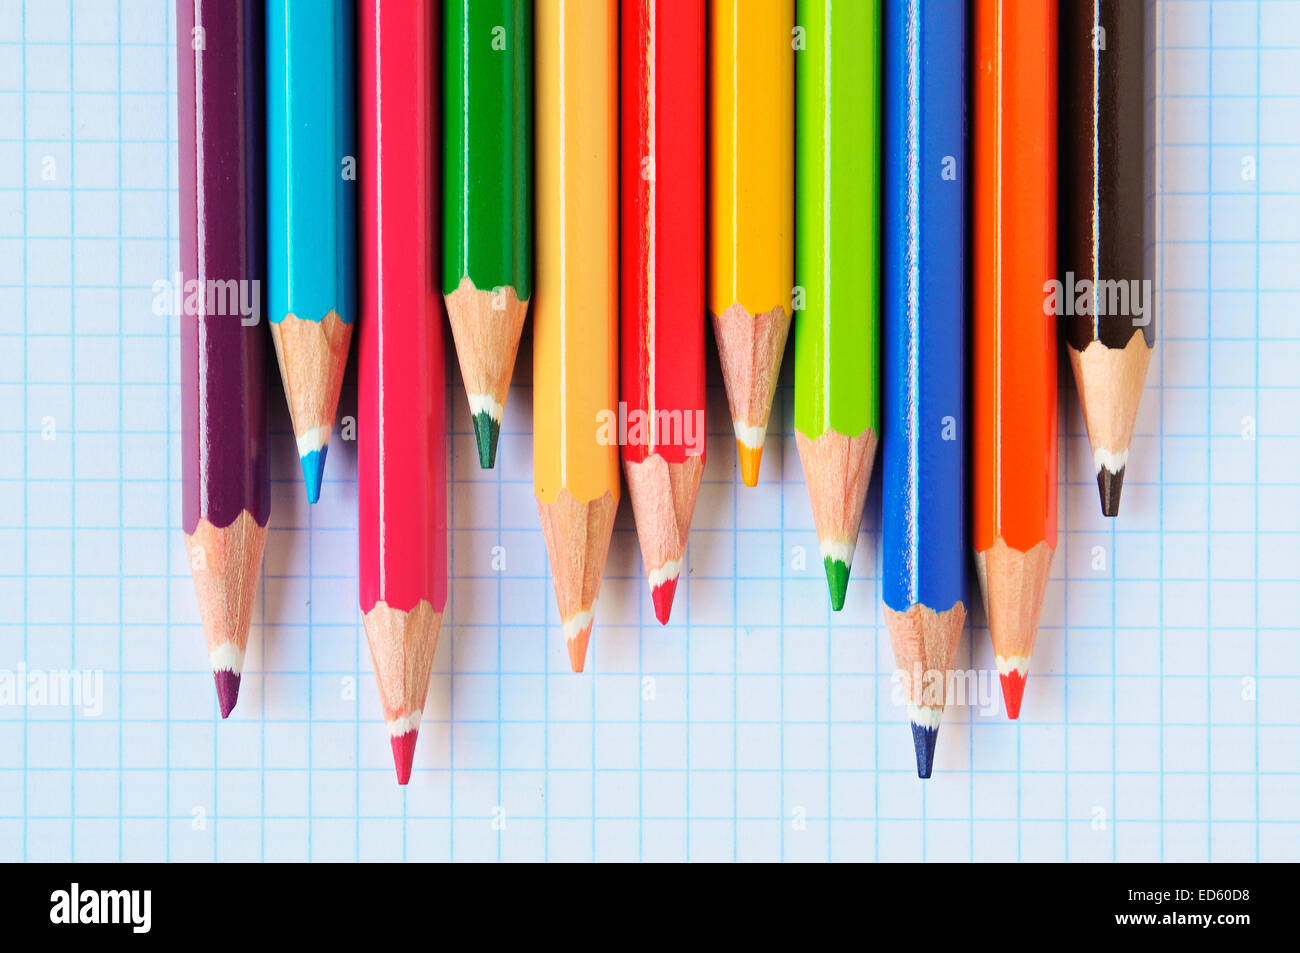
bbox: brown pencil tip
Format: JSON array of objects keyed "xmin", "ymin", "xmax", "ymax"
[{"xmin": 1098, "ymin": 465, "xmax": 1125, "ymax": 517}]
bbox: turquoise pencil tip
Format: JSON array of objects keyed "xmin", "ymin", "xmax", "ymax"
[{"xmin": 301, "ymin": 445, "xmax": 327, "ymax": 504}]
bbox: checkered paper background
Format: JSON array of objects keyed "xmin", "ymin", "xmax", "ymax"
[{"xmin": 0, "ymin": 0, "xmax": 1297, "ymax": 861}]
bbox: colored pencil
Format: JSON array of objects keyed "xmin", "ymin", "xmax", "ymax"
[
  {"xmin": 443, "ymin": 0, "xmax": 532, "ymax": 469},
  {"xmin": 535, "ymin": 0, "xmax": 619, "ymax": 672},
  {"xmin": 1061, "ymin": 0, "xmax": 1152, "ymax": 517},
  {"xmin": 973, "ymin": 0, "xmax": 1058, "ymax": 720},
  {"xmin": 358, "ymin": 0, "xmax": 446, "ymax": 784},
  {"xmin": 882, "ymin": 0, "xmax": 968, "ymax": 777},
  {"xmin": 619, "ymin": 0, "xmax": 707, "ymax": 626},
  {"xmin": 266, "ymin": 0, "xmax": 356, "ymax": 504},
  {"xmin": 708, "ymin": 0, "xmax": 795, "ymax": 487},
  {"xmin": 177, "ymin": 0, "xmax": 269, "ymax": 720},
  {"xmin": 793, "ymin": 0, "xmax": 881, "ymax": 612}
]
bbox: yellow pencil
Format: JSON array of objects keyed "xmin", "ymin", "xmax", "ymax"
[
  {"xmin": 534, "ymin": 0, "xmax": 619, "ymax": 672},
  {"xmin": 708, "ymin": 0, "xmax": 795, "ymax": 487}
]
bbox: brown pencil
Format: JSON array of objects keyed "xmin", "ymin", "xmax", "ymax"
[{"xmin": 1061, "ymin": 0, "xmax": 1153, "ymax": 517}]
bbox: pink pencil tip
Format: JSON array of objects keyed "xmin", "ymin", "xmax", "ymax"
[
  {"xmin": 390, "ymin": 729, "xmax": 418, "ymax": 785},
  {"xmin": 651, "ymin": 575, "xmax": 679, "ymax": 625},
  {"xmin": 1000, "ymin": 671, "xmax": 1027, "ymax": 720},
  {"xmin": 214, "ymin": 670, "xmax": 240, "ymax": 719}
]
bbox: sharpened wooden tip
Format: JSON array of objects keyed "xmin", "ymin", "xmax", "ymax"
[
  {"xmin": 884, "ymin": 601, "xmax": 967, "ymax": 776},
  {"xmin": 1069, "ymin": 331, "xmax": 1152, "ymax": 518},
  {"xmin": 185, "ymin": 511, "xmax": 268, "ymax": 716},
  {"xmin": 624, "ymin": 453, "xmax": 704, "ymax": 625},
  {"xmin": 362, "ymin": 600, "xmax": 444, "ymax": 782},
  {"xmin": 538, "ymin": 489, "xmax": 618, "ymax": 671},
  {"xmin": 711, "ymin": 301, "xmax": 791, "ymax": 486},
  {"xmin": 445, "ymin": 278, "xmax": 529, "ymax": 470},
  {"xmin": 796, "ymin": 427, "xmax": 878, "ymax": 611},
  {"xmin": 974, "ymin": 537, "xmax": 1055, "ymax": 718},
  {"xmin": 270, "ymin": 310, "xmax": 353, "ymax": 500}
]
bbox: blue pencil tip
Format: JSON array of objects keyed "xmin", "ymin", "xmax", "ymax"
[
  {"xmin": 301, "ymin": 445, "xmax": 327, "ymax": 504},
  {"xmin": 910, "ymin": 720, "xmax": 939, "ymax": 779}
]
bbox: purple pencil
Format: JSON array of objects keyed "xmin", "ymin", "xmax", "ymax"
[{"xmin": 177, "ymin": 0, "xmax": 269, "ymax": 718}]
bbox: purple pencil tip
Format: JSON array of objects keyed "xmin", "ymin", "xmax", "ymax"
[{"xmin": 214, "ymin": 670, "xmax": 241, "ymax": 718}]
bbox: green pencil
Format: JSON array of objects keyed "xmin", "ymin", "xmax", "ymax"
[
  {"xmin": 793, "ymin": 0, "xmax": 881, "ymax": 611},
  {"xmin": 443, "ymin": 0, "xmax": 533, "ymax": 469}
]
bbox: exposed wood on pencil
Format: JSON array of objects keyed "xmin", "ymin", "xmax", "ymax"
[
  {"xmin": 184, "ymin": 512, "xmax": 268, "ymax": 718},
  {"xmin": 624, "ymin": 453, "xmax": 704, "ymax": 625},
  {"xmin": 445, "ymin": 278, "xmax": 529, "ymax": 470},
  {"xmin": 884, "ymin": 600, "xmax": 967, "ymax": 779},
  {"xmin": 973, "ymin": 537, "xmax": 1053, "ymax": 720},
  {"xmin": 362, "ymin": 600, "xmax": 443, "ymax": 786},
  {"xmin": 795, "ymin": 427, "xmax": 878, "ymax": 612},
  {"xmin": 537, "ymin": 489, "xmax": 618, "ymax": 673},
  {"xmin": 270, "ymin": 309, "xmax": 352, "ymax": 500},
  {"xmin": 712, "ymin": 302, "xmax": 791, "ymax": 486},
  {"xmin": 1070, "ymin": 332, "xmax": 1153, "ymax": 516}
]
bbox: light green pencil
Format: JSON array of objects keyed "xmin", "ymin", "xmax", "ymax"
[{"xmin": 793, "ymin": 0, "xmax": 881, "ymax": 611}]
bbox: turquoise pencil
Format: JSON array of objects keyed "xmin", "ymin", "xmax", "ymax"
[{"xmin": 267, "ymin": 0, "xmax": 357, "ymax": 502}]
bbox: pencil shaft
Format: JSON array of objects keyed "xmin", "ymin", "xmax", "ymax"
[
  {"xmin": 267, "ymin": 0, "xmax": 356, "ymax": 331},
  {"xmin": 881, "ymin": 0, "xmax": 967, "ymax": 616},
  {"xmin": 793, "ymin": 0, "xmax": 881, "ymax": 443},
  {"xmin": 708, "ymin": 0, "xmax": 795, "ymax": 484},
  {"xmin": 534, "ymin": 0, "xmax": 619, "ymax": 506},
  {"xmin": 266, "ymin": 0, "xmax": 356, "ymax": 500},
  {"xmin": 1060, "ymin": 0, "xmax": 1151, "ymax": 350},
  {"xmin": 620, "ymin": 0, "xmax": 706, "ymax": 466},
  {"xmin": 442, "ymin": 0, "xmax": 532, "ymax": 297},
  {"xmin": 973, "ymin": 0, "xmax": 1058, "ymax": 556},
  {"xmin": 358, "ymin": 0, "xmax": 446, "ymax": 617},
  {"xmin": 178, "ymin": 0, "xmax": 269, "ymax": 536},
  {"xmin": 708, "ymin": 0, "xmax": 794, "ymax": 322}
]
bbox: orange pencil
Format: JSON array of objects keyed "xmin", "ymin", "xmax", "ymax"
[
  {"xmin": 534, "ymin": 0, "xmax": 620, "ymax": 671},
  {"xmin": 972, "ymin": 0, "xmax": 1058, "ymax": 719}
]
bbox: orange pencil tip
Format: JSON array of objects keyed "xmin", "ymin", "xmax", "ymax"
[
  {"xmin": 1000, "ymin": 671, "xmax": 1027, "ymax": 720},
  {"xmin": 566, "ymin": 622, "xmax": 593, "ymax": 673},
  {"xmin": 737, "ymin": 441, "xmax": 762, "ymax": 487}
]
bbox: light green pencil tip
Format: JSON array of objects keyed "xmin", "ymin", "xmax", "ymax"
[{"xmin": 823, "ymin": 556, "xmax": 850, "ymax": 612}]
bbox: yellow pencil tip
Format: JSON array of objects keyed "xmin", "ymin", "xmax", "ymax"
[{"xmin": 737, "ymin": 440, "xmax": 762, "ymax": 487}]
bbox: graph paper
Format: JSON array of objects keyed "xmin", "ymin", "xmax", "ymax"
[{"xmin": 0, "ymin": 0, "xmax": 1297, "ymax": 862}]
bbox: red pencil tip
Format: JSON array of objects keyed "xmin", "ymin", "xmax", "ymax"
[
  {"xmin": 651, "ymin": 575, "xmax": 679, "ymax": 625},
  {"xmin": 1000, "ymin": 671, "xmax": 1027, "ymax": 720},
  {"xmin": 214, "ymin": 670, "xmax": 241, "ymax": 719},
  {"xmin": 390, "ymin": 729, "xmax": 418, "ymax": 785},
  {"xmin": 566, "ymin": 621, "xmax": 593, "ymax": 673}
]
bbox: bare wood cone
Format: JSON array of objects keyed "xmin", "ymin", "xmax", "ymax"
[
  {"xmin": 973, "ymin": 537, "xmax": 1054, "ymax": 718},
  {"xmin": 445, "ymin": 277, "xmax": 529, "ymax": 468},
  {"xmin": 1069, "ymin": 331, "xmax": 1152, "ymax": 515},
  {"xmin": 184, "ymin": 510, "xmax": 267, "ymax": 717},
  {"xmin": 538, "ymin": 488, "xmax": 618, "ymax": 671},
  {"xmin": 624, "ymin": 453, "xmax": 704, "ymax": 624},
  {"xmin": 711, "ymin": 302, "xmax": 791, "ymax": 485},
  {"xmin": 795, "ymin": 427, "xmax": 878, "ymax": 610},
  {"xmin": 362, "ymin": 600, "xmax": 443, "ymax": 785},
  {"xmin": 270, "ymin": 310, "xmax": 353, "ymax": 449}
]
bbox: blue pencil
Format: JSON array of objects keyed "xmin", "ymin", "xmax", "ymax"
[
  {"xmin": 267, "ymin": 0, "xmax": 357, "ymax": 502},
  {"xmin": 881, "ymin": 0, "xmax": 968, "ymax": 779}
]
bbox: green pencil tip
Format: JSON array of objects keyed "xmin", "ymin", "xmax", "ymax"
[
  {"xmin": 472, "ymin": 411, "xmax": 500, "ymax": 469},
  {"xmin": 823, "ymin": 556, "xmax": 850, "ymax": 612}
]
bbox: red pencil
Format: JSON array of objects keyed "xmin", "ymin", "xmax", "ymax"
[
  {"xmin": 357, "ymin": 0, "xmax": 446, "ymax": 785},
  {"xmin": 619, "ymin": 0, "xmax": 707, "ymax": 624}
]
